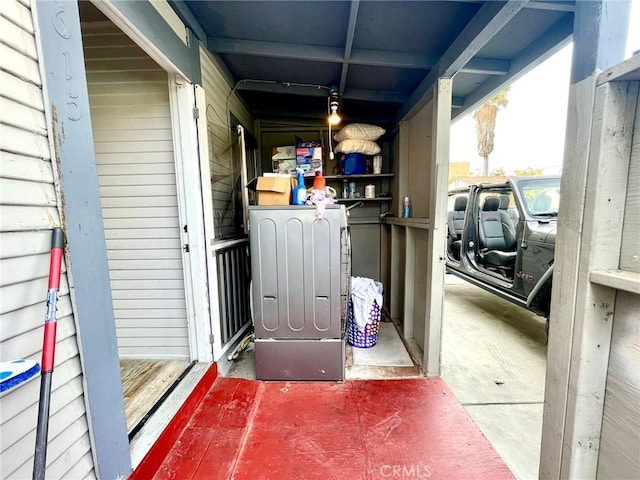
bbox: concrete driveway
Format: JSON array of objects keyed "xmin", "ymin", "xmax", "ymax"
[{"xmin": 442, "ymin": 274, "xmax": 547, "ymax": 480}]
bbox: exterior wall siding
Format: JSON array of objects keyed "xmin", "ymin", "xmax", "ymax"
[
  {"xmin": 0, "ymin": 0, "xmax": 95, "ymax": 478},
  {"xmin": 82, "ymin": 20, "xmax": 190, "ymax": 359},
  {"xmin": 199, "ymin": 48, "xmax": 252, "ymax": 240}
]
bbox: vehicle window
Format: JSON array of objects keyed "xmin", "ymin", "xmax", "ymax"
[{"xmin": 518, "ymin": 178, "xmax": 561, "ymax": 217}]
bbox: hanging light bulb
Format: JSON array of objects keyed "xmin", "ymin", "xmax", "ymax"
[
  {"xmin": 328, "ymin": 89, "xmax": 341, "ymax": 125},
  {"xmin": 328, "ymin": 104, "xmax": 341, "ymax": 125}
]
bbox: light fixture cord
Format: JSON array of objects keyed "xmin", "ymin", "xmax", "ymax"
[{"xmin": 327, "ymin": 95, "xmax": 334, "ymax": 160}]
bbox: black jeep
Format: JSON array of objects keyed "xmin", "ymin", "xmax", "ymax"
[{"xmin": 446, "ymin": 176, "xmax": 560, "ymax": 320}]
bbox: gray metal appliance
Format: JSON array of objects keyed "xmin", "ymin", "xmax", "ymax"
[{"xmin": 249, "ymin": 205, "xmax": 349, "ymax": 381}]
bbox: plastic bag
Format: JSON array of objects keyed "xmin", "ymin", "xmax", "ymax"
[{"xmin": 350, "ymin": 277, "xmax": 383, "ymax": 330}]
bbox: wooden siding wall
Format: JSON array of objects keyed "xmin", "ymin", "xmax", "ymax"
[
  {"xmin": 619, "ymin": 100, "xmax": 640, "ymax": 274},
  {"xmin": 0, "ymin": 0, "xmax": 95, "ymax": 478},
  {"xmin": 597, "ymin": 90, "xmax": 640, "ymax": 479},
  {"xmin": 82, "ymin": 21, "xmax": 190, "ymax": 359},
  {"xmin": 200, "ymin": 48, "xmax": 252, "ymax": 240}
]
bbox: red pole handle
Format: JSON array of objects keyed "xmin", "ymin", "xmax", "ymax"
[{"xmin": 41, "ymin": 228, "xmax": 64, "ymax": 372}]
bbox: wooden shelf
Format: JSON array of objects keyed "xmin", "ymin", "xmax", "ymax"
[
  {"xmin": 325, "ymin": 173, "xmax": 395, "ymax": 180},
  {"xmin": 347, "ymin": 217, "xmax": 384, "ymax": 225},
  {"xmin": 590, "ymin": 269, "xmax": 640, "ymax": 294},
  {"xmin": 385, "ymin": 217, "xmax": 431, "ymax": 229},
  {"xmin": 336, "ymin": 197, "xmax": 392, "ymax": 203}
]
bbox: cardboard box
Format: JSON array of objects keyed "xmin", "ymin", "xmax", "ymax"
[{"xmin": 247, "ymin": 175, "xmax": 293, "ymax": 205}]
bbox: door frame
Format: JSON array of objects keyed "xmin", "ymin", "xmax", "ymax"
[{"xmin": 168, "ymin": 78, "xmax": 214, "ymax": 362}]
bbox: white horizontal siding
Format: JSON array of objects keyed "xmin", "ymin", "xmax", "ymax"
[
  {"xmin": 200, "ymin": 49, "xmax": 253, "ymax": 240},
  {"xmin": 0, "ymin": 1, "xmax": 95, "ymax": 477},
  {"xmin": 83, "ymin": 20, "xmax": 189, "ymax": 359},
  {"xmin": 1, "ymin": 152, "xmax": 54, "ymax": 183}
]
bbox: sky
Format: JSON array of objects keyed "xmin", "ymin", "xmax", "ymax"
[{"xmin": 450, "ymin": 0, "xmax": 640, "ymax": 176}]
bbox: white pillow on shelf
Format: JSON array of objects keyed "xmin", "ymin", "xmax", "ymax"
[
  {"xmin": 335, "ymin": 139, "xmax": 381, "ymax": 155},
  {"xmin": 334, "ymin": 123, "xmax": 386, "ymax": 142}
]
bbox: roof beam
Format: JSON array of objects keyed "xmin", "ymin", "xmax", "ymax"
[
  {"xmin": 525, "ymin": 1, "xmax": 575, "ymax": 12},
  {"xmin": 207, "ymin": 37, "xmax": 344, "ymax": 63},
  {"xmin": 452, "ymin": 13, "xmax": 573, "ymax": 121},
  {"xmin": 395, "ymin": 0, "xmax": 529, "ymax": 123},
  {"xmin": 350, "ymin": 49, "xmax": 438, "ymax": 69},
  {"xmin": 452, "ymin": 96, "xmax": 465, "ymax": 108},
  {"xmin": 236, "ymin": 81, "xmax": 329, "ymax": 97},
  {"xmin": 236, "ymin": 81, "xmax": 407, "ymax": 103},
  {"xmin": 342, "ymin": 88, "xmax": 408, "ymax": 103},
  {"xmin": 463, "ymin": 57, "xmax": 510, "ymax": 75},
  {"xmin": 251, "ymin": 108, "xmax": 391, "ymax": 126},
  {"xmin": 338, "ymin": 0, "xmax": 360, "ymax": 95},
  {"xmin": 441, "ymin": 0, "xmax": 574, "ymax": 11},
  {"xmin": 207, "ymin": 37, "xmax": 509, "ymax": 76}
]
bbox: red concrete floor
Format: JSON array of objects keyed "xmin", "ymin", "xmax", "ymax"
[{"xmin": 151, "ymin": 377, "xmax": 514, "ymax": 480}]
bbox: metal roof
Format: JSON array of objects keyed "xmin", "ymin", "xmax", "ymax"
[{"xmin": 173, "ymin": 0, "xmax": 574, "ymax": 128}]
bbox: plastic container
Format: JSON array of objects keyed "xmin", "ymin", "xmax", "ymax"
[
  {"xmin": 348, "ymin": 182, "xmax": 356, "ymax": 199},
  {"xmin": 312, "ymin": 171, "xmax": 326, "ymax": 191},
  {"xmin": 343, "ymin": 153, "xmax": 366, "ymax": 175},
  {"xmin": 364, "ymin": 184, "xmax": 375, "ymax": 198},
  {"xmin": 402, "ymin": 196, "xmax": 410, "ymax": 218},
  {"xmin": 293, "ymin": 169, "xmax": 307, "ymax": 205}
]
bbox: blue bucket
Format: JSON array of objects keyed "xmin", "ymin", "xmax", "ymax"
[{"xmin": 343, "ymin": 153, "xmax": 366, "ymax": 175}]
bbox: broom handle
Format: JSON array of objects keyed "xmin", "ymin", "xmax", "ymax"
[{"xmin": 33, "ymin": 228, "xmax": 64, "ymax": 480}]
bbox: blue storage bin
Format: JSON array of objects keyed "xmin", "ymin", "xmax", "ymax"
[{"xmin": 343, "ymin": 153, "xmax": 366, "ymax": 175}]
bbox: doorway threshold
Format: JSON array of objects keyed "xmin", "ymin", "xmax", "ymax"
[{"xmin": 128, "ymin": 362, "xmax": 213, "ymax": 469}]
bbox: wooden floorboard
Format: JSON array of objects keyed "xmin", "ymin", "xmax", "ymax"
[{"xmin": 120, "ymin": 359, "xmax": 190, "ymax": 433}]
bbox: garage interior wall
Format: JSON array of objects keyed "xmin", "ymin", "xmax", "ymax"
[
  {"xmin": 394, "ymin": 98, "xmax": 434, "ymax": 353},
  {"xmin": 0, "ymin": 0, "xmax": 95, "ymax": 477},
  {"xmin": 387, "ymin": 79, "xmax": 450, "ymax": 377},
  {"xmin": 82, "ymin": 19, "xmax": 190, "ymax": 359}
]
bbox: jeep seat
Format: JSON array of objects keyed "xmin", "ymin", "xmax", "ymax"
[
  {"xmin": 447, "ymin": 195, "xmax": 467, "ymax": 259},
  {"xmin": 479, "ymin": 196, "xmax": 517, "ymax": 267},
  {"xmin": 500, "ymin": 194, "xmax": 519, "ymax": 226}
]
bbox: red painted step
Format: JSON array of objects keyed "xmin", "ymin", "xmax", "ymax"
[{"xmin": 149, "ymin": 377, "xmax": 514, "ymax": 480}]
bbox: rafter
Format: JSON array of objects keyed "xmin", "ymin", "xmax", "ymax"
[
  {"xmin": 338, "ymin": 0, "xmax": 360, "ymax": 95},
  {"xmin": 207, "ymin": 37, "xmax": 344, "ymax": 63},
  {"xmin": 206, "ymin": 37, "xmax": 510, "ymax": 76},
  {"xmin": 452, "ymin": 13, "xmax": 573, "ymax": 121},
  {"xmin": 395, "ymin": 0, "xmax": 530, "ymax": 123},
  {"xmin": 236, "ymin": 81, "xmax": 408, "ymax": 104},
  {"xmin": 525, "ymin": 1, "xmax": 575, "ymax": 12}
]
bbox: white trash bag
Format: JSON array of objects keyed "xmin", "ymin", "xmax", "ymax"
[{"xmin": 350, "ymin": 276, "xmax": 384, "ymax": 330}]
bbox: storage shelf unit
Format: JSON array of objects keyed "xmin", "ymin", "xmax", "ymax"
[
  {"xmin": 336, "ymin": 197, "xmax": 392, "ymax": 203},
  {"xmin": 325, "ymin": 173, "xmax": 395, "ymax": 180}
]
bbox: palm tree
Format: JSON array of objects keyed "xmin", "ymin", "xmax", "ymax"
[{"xmin": 474, "ymin": 88, "xmax": 510, "ymax": 176}]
